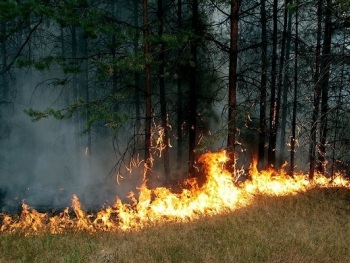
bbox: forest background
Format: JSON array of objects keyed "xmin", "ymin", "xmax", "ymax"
[{"xmin": 0, "ymin": 0, "xmax": 350, "ymax": 210}]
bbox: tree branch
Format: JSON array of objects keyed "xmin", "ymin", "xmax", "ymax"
[{"xmin": 0, "ymin": 16, "xmax": 43, "ymax": 75}]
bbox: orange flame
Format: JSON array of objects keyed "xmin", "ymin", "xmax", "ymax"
[{"xmin": 1, "ymin": 151, "xmax": 348, "ymax": 235}]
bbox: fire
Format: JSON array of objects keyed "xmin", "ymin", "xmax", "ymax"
[{"xmin": 1, "ymin": 151, "xmax": 348, "ymax": 235}]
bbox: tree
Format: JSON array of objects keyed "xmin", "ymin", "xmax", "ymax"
[
  {"xmin": 176, "ymin": 0, "xmax": 184, "ymax": 172},
  {"xmin": 188, "ymin": 0, "xmax": 199, "ymax": 176},
  {"xmin": 309, "ymin": 0, "xmax": 323, "ymax": 179},
  {"xmin": 133, "ymin": 0, "xmax": 142, "ymax": 147},
  {"xmin": 290, "ymin": 0, "xmax": 299, "ymax": 176},
  {"xmin": 317, "ymin": 0, "xmax": 332, "ymax": 174},
  {"xmin": 157, "ymin": 0, "xmax": 170, "ymax": 180},
  {"xmin": 278, "ymin": 0, "xmax": 293, "ymax": 167},
  {"xmin": 258, "ymin": 0, "xmax": 268, "ymax": 170},
  {"xmin": 267, "ymin": 0, "xmax": 279, "ymax": 167},
  {"xmin": 2, "ymin": 0, "xmax": 350, "ymax": 191},
  {"xmin": 227, "ymin": 0, "xmax": 240, "ymax": 173},
  {"xmin": 143, "ymin": 0, "xmax": 152, "ymax": 181}
]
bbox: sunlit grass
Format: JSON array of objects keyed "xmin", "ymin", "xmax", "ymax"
[{"xmin": 1, "ymin": 187, "xmax": 350, "ymax": 263}]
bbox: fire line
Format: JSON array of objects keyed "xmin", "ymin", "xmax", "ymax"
[{"xmin": 0, "ymin": 151, "xmax": 348, "ymax": 235}]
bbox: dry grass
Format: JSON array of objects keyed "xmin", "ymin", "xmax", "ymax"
[{"xmin": 1, "ymin": 187, "xmax": 350, "ymax": 263}]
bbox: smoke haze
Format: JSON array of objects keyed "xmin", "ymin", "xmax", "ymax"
[{"xmin": 0, "ymin": 75, "xmax": 122, "ymax": 212}]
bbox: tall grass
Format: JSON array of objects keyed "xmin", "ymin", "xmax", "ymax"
[{"xmin": 1, "ymin": 187, "xmax": 350, "ymax": 263}]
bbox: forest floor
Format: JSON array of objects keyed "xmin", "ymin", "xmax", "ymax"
[{"xmin": 1, "ymin": 187, "xmax": 350, "ymax": 263}]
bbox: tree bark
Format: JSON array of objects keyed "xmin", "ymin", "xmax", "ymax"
[
  {"xmin": 1, "ymin": 22, "xmax": 9, "ymax": 101},
  {"xmin": 158, "ymin": 0, "xmax": 170, "ymax": 179},
  {"xmin": 133, "ymin": 0, "xmax": 141, "ymax": 143},
  {"xmin": 279, "ymin": 8, "xmax": 292, "ymax": 169},
  {"xmin": 267, "ymin": 0, "xmax": 278, "ymax": 167},
  {"xmin": 290, "ymin": 0, "xmax": 298, "ymax": 177},
  {"xmin": 277, "ymin": 0, "xmax": 291, "ymax": 167},
  {"xmin": 309, "ymin": 0, "xmax": 323, "ymax": 179},
  {"xmin": 111, "ymin": 0, "xmax": 118, "ymax": 113},
  {"xmin": 258, "ymin": 0, "xmax": 267, "ymax": 170},
  {"xmin": 78, "ymin": 29, "xmax": 91, "ymax": 157},
  {"xmin": 176, "ymin": 0, "xmax": 183, "ymax": 172},
  {"xmin": 143, "ymin": 0, "xmax": 152, "ymax": 181},
  {"xmin": 227, "ymin": 0, "xmax": 240, "ymax": 173},
  {"xmin": 317, "ymin": 0, "xmax": 332, "ymax": 175},
  {"xmin": 72, "ymin": 26, "xmax": 81, "ymax": 159},
  {"xmin": 188, "ymin": 0, "xmax": 198, "ymax": 176},
  {"xmin": 331, "ymin": 28, "xmax": 346, "ymax": 178}
]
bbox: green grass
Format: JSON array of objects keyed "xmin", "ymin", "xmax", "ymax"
[{"xmin": 1, "ymin": 187, "xmax": 350, "ymax": 263}]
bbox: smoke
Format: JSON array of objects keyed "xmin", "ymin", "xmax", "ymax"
[
  {"xmin": 0, "ymin": 66, "xmax": 230, "ymax": 213},
  {"xmin": 0, "ymin": 74, "xmax": 121, "ymax": 212}
]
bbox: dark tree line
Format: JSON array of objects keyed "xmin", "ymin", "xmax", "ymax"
[{"xmin": 1, "ymin": 0, "xmax": 350, "ymax": 186}]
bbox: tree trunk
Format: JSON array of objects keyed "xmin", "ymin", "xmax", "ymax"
[
  {"xmin": 111, "ymin": 0, "xmax": 118, "ymax": 113},
  {"xmin": 267, "ymin": 0, "xmax": 278, "ymax": 167},
  {"xmin": 188, "ymin": 0, "xmax": 198, "ymax": 176},
  {"xmin": 277, "ymin": 0, "xmax": 291, "ymax": 167},
  {"xmin": 290, "ymin": 0, "xmax": 298, "ymax": 177},
  {"xmin": 258, "ymin": 0, "xmax": 267, "ymax": 170},
  {"xmin": 309, "ymin": 0, "xmax": 323, "ymax": 179},
  {"xmin": 158, "ymin": 0, "xmax": 170, "ymax": 180},
  {"xmin": 133, "ymin": 0, "xmax": 141, "ymax": 143},
  {"xmin": 177, "ymin": 0, "xmax": 183, "ymax": 172},
  {"xmin": 78, "ymin": 29, "xmax": 91, "ymax": 157},
  {"xmin": 227, "ymin": 0, "xmax": 240, "ymax": 173},
  {"xmin": 331, "ymin": 28, "xmax": 346, "ymax": 178},
  {"xmin": 331, "ymin": 83, "xmax": 342, "ymax": 178},
  {"xmin": 1, "ymin": 22, "xmax": 9, "ymax": 101},
  {"xmin": 0, "ymin": 21, "xmax": 9, "ymax": 152},
  {"xmin": 143, "ymin": 0, "xmax": 152, "ymax": 181},
  {"xmin": 71, "ymin": 26, "xmax": 81, "ymax": 159},
  {"xmin": 317, "ymin": 0, "xmax": 332, "ymax": 174},
  {"xmin": 279, "ymin": 7, "xmax": 292, "ymax": 168}
]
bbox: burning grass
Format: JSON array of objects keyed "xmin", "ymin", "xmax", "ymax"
[
  {"xmin": 1, "ymin": 187, "xmax": 350, "ymax": 263},
  {"xmin": 2, "ymin": 151, "xmax": 349, "ymax": 235},
  {"xmin": 1, "ymin": 150, "xmax": 350, "ymax": 262}
]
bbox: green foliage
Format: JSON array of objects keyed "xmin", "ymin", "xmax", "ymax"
[
  {"xmin": 61, "ymin": 63, "xmax": 81, "ymax": 75},
  {"xmin": 33, "ymin": 56, "xmax": 55, "ymax": 71},
  {"xmin": 335, "ymin": 0, "xmax": 350, "ymax": 10},
  {"xmin": 286, "ymin": 2, "xmax": 298, "ymax": 13},
  {"xmin": 0, "ymin": 0, "xmax": 56, "ymax": 23},
  {"xmin": 24, "ymin": 99, "xmax": 85, "ymax": 122},
  {"xmin": 51, "ymin": 78, "xmax": 69, "ymax": 86},
  {"xmin": 25, "ymin": 108, "xmax": 66, "ymax": 121},
  {"xmin": 24, "ymin": 96, "xmax": 130, "ymax": 133},
  {"xmin": 0, "ymin": 1, "xmax": 20, "ymax": 21},
  {"xmin": 17, "ymin": 56, "xmax": 58, "ymax": 70},
  {"xmin": 16, "ymin": 59, "xmax": 34, "ymax": 68},
  {"xmin": 84, "ymin": 99, "xmax": 130, "ymax": 133},
  {"xmin": 17, "ymin": 56, "xmax": 82, "ymax": 75}
]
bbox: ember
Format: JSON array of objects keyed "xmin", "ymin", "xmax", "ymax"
[{"xmin": 0, "ymin": 151, "xmax": 348, "ymax": 235}]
